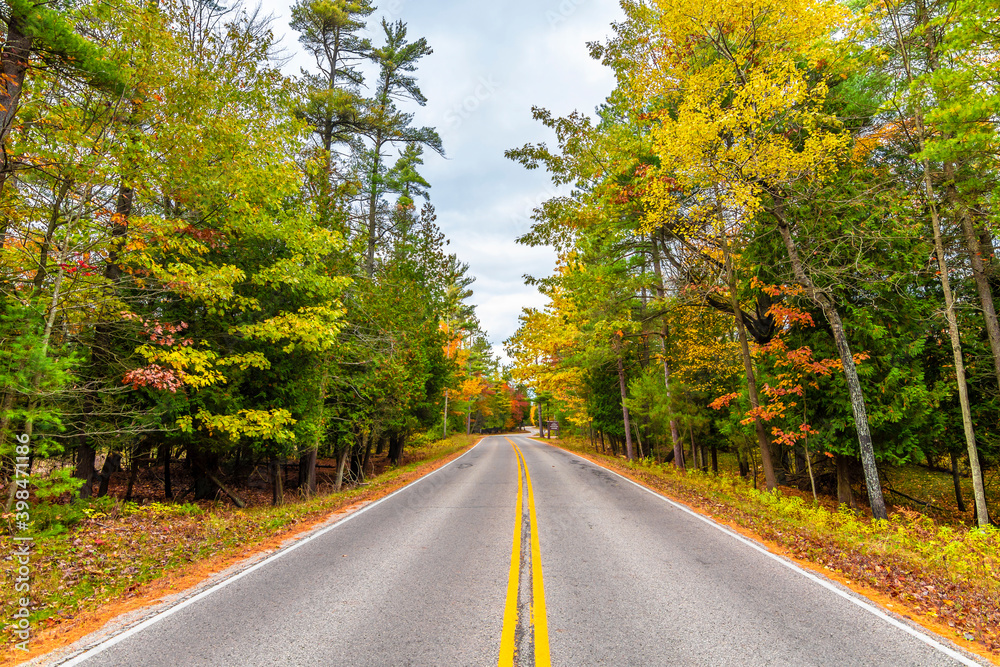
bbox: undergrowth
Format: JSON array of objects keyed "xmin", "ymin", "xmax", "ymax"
[{"xmin": 663, "ymin": 462, "xmax": 1000, "ymax": 590}]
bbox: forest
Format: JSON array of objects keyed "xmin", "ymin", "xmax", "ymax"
[
  {"xmin": 505, "ymin": 0, "xmax": 1000, "ymax": 526},
  {"xmin": 0, "ymin": 0, "xmax": 528, "ymax": 509},
  {"xmin": 2, "ymin": 0, "xmax": 1000, "ymax": 661}
]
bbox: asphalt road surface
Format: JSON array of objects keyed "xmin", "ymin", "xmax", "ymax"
[{"xmin": 56, "ymin": 435, "xmax": 981, "ymax": 666}]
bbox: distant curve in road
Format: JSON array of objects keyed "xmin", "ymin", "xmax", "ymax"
[{"xmin": 56, "ymin": 435, "xmax": 981, "ymax": 666}]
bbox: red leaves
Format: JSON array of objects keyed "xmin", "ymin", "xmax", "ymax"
[
  {"xmin": 767, "ymin": 302, "xmax": 815, "ymax": 328},
  {"xmin": 121, "ymin": 312, "xmax": 192, "ymax": 347},
  {"xmin": 178, "ymin": 224, "xmax": 225, "ymax": 248},
  {"xmin": 123, "ymin": 364, "xmax": 185, "ymax": 392},
  {"xmin": 660, "ymin": 175, "xmax": 683, "ymax": 193},
  {"xmin": 710, "ymin": 276, "xmax": 878, "ymax": 443},
  {"xmin": 58, "ymin": 258, "xmax": 99, "ymax": 277},
  {"xmin": 709, "ymin": 391, "xmax": 740, "ymax": 410},
  {"xmin": 741, "ymin": 403, "xmax": 788, "ymax": 424},
  {"xmin": 120, "ymin": 314, "xmax": 193, "ymax": 392},
  {"xmin": 750, "ymin": 276, "xmax": 805, "ymax": 299},
  {"xmin": 771, "ymin": 423, "xmax": 817, "ymax": 447},
  {"xmin": 762, "ymin": 382, "xmax": 804, "ymax": 398}
]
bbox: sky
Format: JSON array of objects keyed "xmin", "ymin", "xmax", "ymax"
[{"xmin": 258, "ymin": 0, "xmax": 624, "ymax": 361}]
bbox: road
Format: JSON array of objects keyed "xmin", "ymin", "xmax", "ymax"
[{"xmin": 56, "ymin": 435, "xmax": 980, "ymax": 666}]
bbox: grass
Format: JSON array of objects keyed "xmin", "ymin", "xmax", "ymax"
[
  {"xmin": 883, "ymin": 460, "xmax": 1000, "ymax": 525},
  {"xmin": 544, "ymin": 435, "xmax": 1000, "ymax": 661},
  {"xmin": 664, "ymin": 445, "xmax": 995, "ymax": 526},
  {"xmin": 0, "ymin": 434, "xmax": 478, "ymax": 656}
]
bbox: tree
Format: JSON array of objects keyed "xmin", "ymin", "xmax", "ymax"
[
  {"xmin": 875, "ymin": 0, "xmax": 992, "ymax": 524},
  {"xmin": 609, "ymin": 0, "xmax": 888, "ymax": 516},
  {"xmin": 291, "ymin": 0, "xmax": 374, "ymax": 228},
  {"xmin": 0, "ymin": 0, "xmax": 123, "ymax": 202},
  {"xmin": 360, "ymin": 19, "xmax": 442, "ymax": 276}
]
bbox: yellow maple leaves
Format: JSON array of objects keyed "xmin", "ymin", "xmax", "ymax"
[{"xmin": 626, "ymin": 0, "xmax": 853, "ymax": 223}]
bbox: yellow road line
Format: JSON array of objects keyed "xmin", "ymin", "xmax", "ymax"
[
  {"xmin": 499, "ymin": 440, "xmax": 524, "ymax": 667},
  {"xmin": 506, "ymin": 438, "xmax": 552, "ymax": 667}
]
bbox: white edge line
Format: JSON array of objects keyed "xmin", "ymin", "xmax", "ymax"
[
  {"xmin": 57, "ymin": 437, "xmax": 488, "ymax": 666},
  {"xmin": 527, "ymin": 439, "xmax": 986, "ymax": 667}
]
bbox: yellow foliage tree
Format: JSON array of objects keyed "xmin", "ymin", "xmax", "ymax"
[{"xmin": 610, "ymin": 0, "xmax": 888, "ymax": 517}]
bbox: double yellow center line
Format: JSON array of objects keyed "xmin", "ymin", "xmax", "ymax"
[{"xmin": 499, "ymin": 438, "xmax": 550, "ymax": 667}]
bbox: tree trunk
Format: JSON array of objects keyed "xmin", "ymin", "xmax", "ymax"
[
  {"xmin": 718, "ymin": 224, "xmax": 777, "ymax": 489},
  {"xmin": 804, "ymin": 424, "xmax": 817, "ymax": 504},
  {"xmin": 794, "ymin": 444, "xmax": 806, "ymax": 477},
  {"xmin": 948, "ymin": 169, "xmax": 1000, "ymax": 392},
  {"xmin": 0, "ymin": 13, "xmax": 31, "ymax": 201},
  {"xmin": 5, "ymin": 201, "xmax": 73, "ymax": 509},
  {"xmin": 614, "ymin": 338, "xmax": 635, "ymax": 461},
  {"xmin": 365, "ymin": 112, "xmax": 390, "ymax": 276},
  {"xmin": 162, "ymin": 442, "xmax": 172, "ymax": 499},
  {"xmin": 922, "ymin": 178, "xmax": 989, "ymax": 525},
  {"xmin": 349, "ymin": 435, "xmax": 365, "ymax": 482},
  {"xmin": 75, "ymin": 435, "xmax": 96, "ymax": 500},
  {"xmin": 298, "ymin": 448, "xmax": 317, "ymax": 497},
  {"xmin": 950, "ymin": 450, "xmax": 966, "ymax": 514},
  {"xmin": 125, "ymin": 444, "xmax": 140, "ymax": 502},
  {"xmin": 298, "ymin": 366, "xmax": 329, "ymax": 497},
  {"xmin": 335, "ymin": 446, "xmax": 350, "ymax": 491},
  {"xmin": 271, "ymin": 455, "xmax": 283, "ymax": 506},
  {"xmin": 882, "ymin": 0, "xmax": 987, "ymax": 526},
  {"xmin": 74, "ymin": 180, "xmax": 133, "ymax": 501},
  {"xmin": 106, "ymin": 183, "xmax": 132, "ymax": 282},
  {"xmin": 96, "ymin": 453, "xmax": 121, "ymax": 498},
  {"xmin": 189, "ymin": 447, "xmax": 220, "ymax": 501},
  {"xmin": 710, "ymin": 443, "xmax": 718, "ymax": 474},
  {"xmin": 836, "ymin": 454, "xmax": 854, "ymax": 508},
  {"xmin": 633, "ymin": 421, "xmax": 644, "ymax": 459},
  {"xmin": 775, "ymin": 216, "xmax": 887, "ymax": 520},
  {"xmin": 689, "ymin": 423, "xmax": 696, "ymax": 467},
  {"xmin": 385, "ymin": 432, "xmax": 400, "ymax": 466},
  {"xmin": 443, "ymin": 389, "xmax": 449, "ymax": 438},
  {"xmin": 650, "ymin": 234, "xmax": 685, "ymax": 469},
  {"xmin": 364, "ymin": 435, "xmax": 375, "ymax": 477},
  {"xmin": 208, "ymin": 473, "xmax": 245, "ymax": 508}
]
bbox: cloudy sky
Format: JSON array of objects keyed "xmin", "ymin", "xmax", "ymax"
[{"xmin": 259, "ymin": 0, "xmax": 624, "ymax": 360}]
